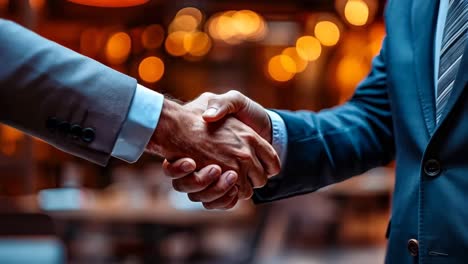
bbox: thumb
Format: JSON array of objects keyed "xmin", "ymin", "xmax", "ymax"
[{"xmin": 202, "ymin": 90, "xmax": 247, "ymax": 122}]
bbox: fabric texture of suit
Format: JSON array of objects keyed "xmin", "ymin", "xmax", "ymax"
[
  {"xmin": 0, "ymin": 19, "xmax": 137, "ymax": 166},
  {"xmin": 254, "ymin": 0, "xmax": 468, "ymax": 263}
]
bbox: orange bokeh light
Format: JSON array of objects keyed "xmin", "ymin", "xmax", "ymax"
[
  {"xmin": 176, "ymin": 7, "xmax": 203, "ymax": 24},
  {"xmin": 296, "ymin": 36, "xmax": 322, "ymax": 61},
  {"xmin": 138, "ymin": 56, "xmax": 165, "ymax": 83},
  {"xmin": 344, "ymin": 0, "xmax": 369, "ymax": 26},
  {"xmin": 169, "ymin": 15, "xmax": 199, "ymax": 33},
  {"xmin": 165, "ymin": 31, "xmax": 188, "ymax": 56},
  {"xmin": 336, "ymin": 55, "xmax": 369, "ymax": 101},
  {"xmin": 314, "ymin": 21, "xmax": 340, "ymax": 46},
  {"xmin": 105, "ymin": 32, "xmax": 132, "ymax": 65},
  {"xmin": 282, "ymin": 47, "xmax": 308, "ymax": 73},
  {"xmin": 268, "ymin": 55, "xmax": 295, "ymax": 82},
  {"xmin": 207, "ymin": 10, "xmax": 267, "ymax": 44},
  {"xmin": 184, "ymin": 32, "xmax": 212, "ymax": 57}
]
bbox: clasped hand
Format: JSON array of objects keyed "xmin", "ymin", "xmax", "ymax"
[{"xmin": 154, "ymin": 91, "xmax": 277, "ymax": 209}]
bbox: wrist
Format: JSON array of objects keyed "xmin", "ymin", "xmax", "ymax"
[{"xmin": 147, "ymin": 99, "xmax": 180, "ymax": 156}]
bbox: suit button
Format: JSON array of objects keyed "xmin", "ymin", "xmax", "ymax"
[
  {"xmin": 70, "ymin": 124, "xmax": 82, "ymax": 140},
  {"xmin": 46, "ymin": 117, "xmax": 58, "ymax": 132},
  {"xmin": 81, "ymin": 128, "xmax": 95, "ymax": 143},
  {"xmin": 407, "ymin": 239, "xmax": 419, "ymax": 257},
  {"xmin": 424, "ymin": 159, "xmax": 441, "ymax": 177},
  {"xmin": 57, "ymin": 121, "xmax": 70, "ymax": 135}
]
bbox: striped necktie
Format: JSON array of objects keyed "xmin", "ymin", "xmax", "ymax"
[{"xmin": 436, "ymin": 0, "xmax": 468, "ymax": 124}]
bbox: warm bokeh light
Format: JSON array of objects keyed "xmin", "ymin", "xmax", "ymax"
[
  {"xmin": 0, "ymin": 0, "xmax": 8, "ymax": 9},
  {"xmin": 68, "ymin": 0, "xmax": 149, "ymax": 7},
  {"xmin": 232, "ymin": 10, "xmax": 261, "ymax": 37},
  {"xmin": 207, "ymin": 10, "xmax": 267, "ymax": 44},
  {"xmin": 268, "ymin": 55, "xmax": 295, "ymax": 82},
  {"xmin": 165, "ymin": 31, "xmax": 188, "ymax": 56},
  {"xmin": 183, "ymin": 32, "xmax": 212, "ymax": 57},
  {"xmin": 344, "ymin": 0, "xmax": 369, "ymax": 26},
  {"xmin": 279, "ymin": 55, "xmax": 297, "ymax": 74},
  {"xmin": 29, "ymin": 0, "xmax": 45, "ymax": 10},
  {"xmin": 216, "ymin": 12, "xmax": 239, "ymax": 42},
  {"xmin": 282, "ymin": 47, "xmax": 308, "ymax": 73},
  {"xmin": 296, "ymin": 36, "xmax": 322, "ymax": 61},
  {"xmin": 336, "ymin": 55, "xmax": 369, "ymax": 101},
  {"xmin": 176, "ymin": 7, "xmax": 203, "ymax": 25},
  {"xmin": 368, "ymin": 23, "xmax": 385, "ymax": 56},
  {"xmin": 169, "ymin": 14, "xmax": 199, "ymax": 33},
  {"xmin": 207, "ymin": 16, "xmax": 222, "ymax": 40},
  {"xmin": 314, "ymin": 21, "xmax": 340, "ymax": 46},
  {"xmin": 142, "ymin": 24, "xmax": 165, "ymax": 50},
  {"xmin": 138, "ymin": 56, "xmax": 165, "ymax": 83},
  {"xmin": 105, "ymin": 32, "xmax": 132, "ymax": 65}
]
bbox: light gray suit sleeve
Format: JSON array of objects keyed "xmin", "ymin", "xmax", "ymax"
[{"xmin": 0, "ymin": 19, "xmax": 138, "ymax": 166}]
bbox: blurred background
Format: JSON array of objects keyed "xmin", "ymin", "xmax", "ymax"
[{"xmin": 0, "ymin": 0, "xmax": 394, "ymax": 263}]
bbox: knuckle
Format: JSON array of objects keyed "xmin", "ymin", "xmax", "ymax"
[
  {"xmin": 236, "ymin": 149, "xmax": 252, "ymax": 161},
  {"xmin": 242, "ymin": 132, "xmax": 257, "ymax": 142},
  {"xmin": 229, "ymin": 90, "xmax": 241, "ymax": 97},
  {"xmin": 188, "ymin": 193, "xmax": 200, "ymax": 202},
  {"xmin": 201, "ymin": 92, "xmax": 214, "ymax": 99},
  {"xmin": 256, "ymin": 177, "xmax": 268, "ymax": 188},
  {"xmin": 227, "ymin": 90, "xmax": 239, "ymax": 96},
  {"xmin": 218, "ymin": 179, "xmax": 233, "ymax": 192},
  {"xmin": 193, "ymin": 173, "xmax": 210, "ymax": 187},
  {"xmin": 227, "ymin": 90, "xmax": 243, "ymax": 103}
]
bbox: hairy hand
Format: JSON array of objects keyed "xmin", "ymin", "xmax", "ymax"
[
  {"xmin": 162, "ymin": 91, "xmax": 279, "ymax": 209},
  {"xmin": 147, "ymin": 93, "xmax": 280, "ymax": 200}
]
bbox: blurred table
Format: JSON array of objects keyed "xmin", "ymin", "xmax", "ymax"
[{"xmin": 47, "ymin": 197, "xmax": 254, "ymax": 226}]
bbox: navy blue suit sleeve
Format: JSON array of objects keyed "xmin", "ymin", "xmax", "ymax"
[{"xmin": 253, "ymin": 38, "xmax": 395, "ymax": 203}]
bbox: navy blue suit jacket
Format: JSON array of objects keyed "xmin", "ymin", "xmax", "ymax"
[{"xmin": 254, "ymin": 0, "xmax": 468, "ymax": 263}]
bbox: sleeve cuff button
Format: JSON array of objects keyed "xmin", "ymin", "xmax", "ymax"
[{"xmin": 81, "ymin": 128, "xmax": 95, "ymax": 143}]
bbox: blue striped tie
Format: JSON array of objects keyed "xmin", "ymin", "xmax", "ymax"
[{"xmin": 436, "ymin": 0, "xmax": 468, "ymax": 124}]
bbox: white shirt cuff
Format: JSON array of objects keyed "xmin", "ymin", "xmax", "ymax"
[
  {"xmin": 111, "ymin": 84, "xmax": 164, "ymax": 163},
  {"xmin": 266, "ymin": 109, "xmax": 288, "ymax": 165}
]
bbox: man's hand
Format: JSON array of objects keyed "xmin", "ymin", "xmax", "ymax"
[
  {"xmin": 146, "ymin": 93, "xmax": 280, "ymax": 200},
  {"xmin": 163, "ymin": 91, "xmax": 276, "ymax": 209},
  {"xmin": 162, "ymin": 158, "xmax": 240, "ymax": 209},
  {"xmin": 203, "ymin": 90, "xmax": 272, "ymax": 143}
]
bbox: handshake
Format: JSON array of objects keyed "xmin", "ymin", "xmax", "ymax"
[{"xmin": 146, "ymin": 91, "xmax": 281, "ymax": 210}]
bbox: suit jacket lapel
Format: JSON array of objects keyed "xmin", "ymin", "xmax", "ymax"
[
  {"xmin": 436, "ymin": 42, "xmax": 468, "ymax": 129},
  {"xmin": 411, "ymin": 0, "xmax": 439, "ymax": 135}
]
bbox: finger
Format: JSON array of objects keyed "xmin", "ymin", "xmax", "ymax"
[
  {"xmin": 172, "ymin": 165, "xmax": 221, "ymax": 193},
  {"xmin": 244, "ymin": 151, "xmax": 267, "ymax": 189},
  {"xmin": 202, "ymin": 90, "xmax": 247, "ymax": 122},
  {"xmin": 188, "ymin": 171, "xmax": 238, "ymax": 203},
  {"xmin": 254, "ymin": 136, "xmax": 281, "ymax": 177},
  {"xmin": 221, "ymin": 195, "xmax": 239, "ymax": 210},
  {"xmin": 237, "ymin": 175, "xmax": 254, "ymax": 200},
  {"xmin": 202, "ymin": 186, "xmax": 238, "ymax": 210},
  {"xmin": 162, "ymin": 158, "xmax": 197, "ymax": 179}
]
